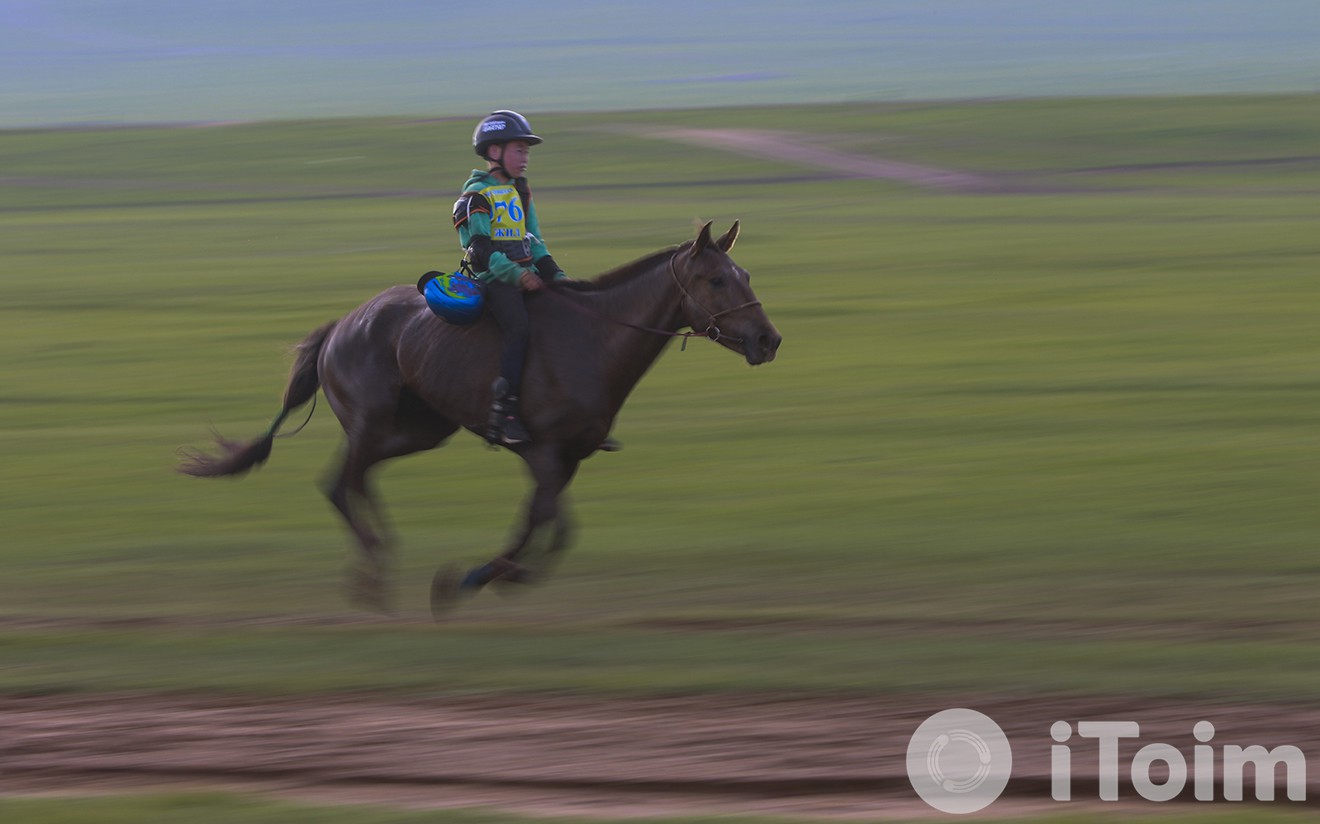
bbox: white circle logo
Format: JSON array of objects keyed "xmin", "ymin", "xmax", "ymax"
[{"xmin": 907, "ymin": 709, "xmax": 1012, "ymax": 814}]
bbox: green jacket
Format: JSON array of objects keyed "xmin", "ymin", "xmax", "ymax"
[{"xmin": 453, "ymin": 170, "xmax": 564, "ymax": 286}]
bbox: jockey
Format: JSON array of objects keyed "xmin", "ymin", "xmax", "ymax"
[{"xmin": 453, "ymin": 110, "xmax": 569, "ymax": 446}]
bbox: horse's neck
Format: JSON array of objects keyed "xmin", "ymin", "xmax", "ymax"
[{"xmin": 580, "ymin": 260, "xmax": 685, "ymax": 408}]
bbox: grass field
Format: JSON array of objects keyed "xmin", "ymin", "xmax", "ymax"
[{"xmin": 2, "ymin": 96, "xmax": 1319, "ymax": 820}]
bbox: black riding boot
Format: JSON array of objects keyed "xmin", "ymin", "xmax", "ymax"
[{"xmin": 487, "ymin": 377, "xmax": 532, "ymax": 446}]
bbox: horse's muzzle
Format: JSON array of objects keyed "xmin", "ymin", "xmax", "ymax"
[{"xmin": 743, "ymin": 328, "xmax": 782, "ymax": 365}]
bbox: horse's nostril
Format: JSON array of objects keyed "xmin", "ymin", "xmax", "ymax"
[{"xmin": 751, "ymin": 332, "xmax": 781, "ymax": 363}]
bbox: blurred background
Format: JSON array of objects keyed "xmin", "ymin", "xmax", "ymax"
[{"xmin": 3, "ymin": 0, "xmax": 1320, "ymax": 127}]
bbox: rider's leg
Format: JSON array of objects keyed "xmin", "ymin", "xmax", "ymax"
[{"xmin": 484, "ymin": 280, "xmax": 532, "ymax": 445}]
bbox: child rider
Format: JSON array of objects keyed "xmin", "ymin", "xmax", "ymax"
[{"xmin": 452, "ymin": 110, "xmax": 569, "ymax": 446}]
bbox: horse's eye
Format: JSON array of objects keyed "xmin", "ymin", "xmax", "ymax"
[{"xmin": 710, "ymin": 276, "xmax": 726, "ymax": 288}]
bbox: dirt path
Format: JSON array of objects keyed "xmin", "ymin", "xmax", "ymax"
[
  {"xmin": 646, "ymin": 128, "xmax": 1002, "ymax": 192},
  {"xmin": 3, "ymin": 692, "xmax": 1316, "ymax": 819}
]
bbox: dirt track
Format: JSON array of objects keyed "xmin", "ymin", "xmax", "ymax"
[{"xmin": 3, "ymin": 692, "xmax": 1316, "ymax": 818}]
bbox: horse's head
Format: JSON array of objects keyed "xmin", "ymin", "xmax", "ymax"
[{"xmin": 674, "ymin": 221, "xmax": 782, "ymax": 365}]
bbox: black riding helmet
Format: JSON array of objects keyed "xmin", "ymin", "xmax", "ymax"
[{"xmin": 472, "ymin": 110, "xmax": 543, "ymax": 158}]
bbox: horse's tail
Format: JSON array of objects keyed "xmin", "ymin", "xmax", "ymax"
[{"xmin": 178, "ymin": 320, "xmax": 337, "ymax": 478}]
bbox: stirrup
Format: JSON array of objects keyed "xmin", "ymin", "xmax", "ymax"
[
  {"xmin": 487, "ymin": 379, "xmax": 532, "ymax": 445},
  {"xmin": 485, "ymin": 420, "xmax": 531, "ymax": 446},
  {"xmin": 487, "ymin": 404, "xmax": 531, "ymax": 445},
  {"xmin": 497, "ymin": 418, "xmax": 532, "ymax": 445}
]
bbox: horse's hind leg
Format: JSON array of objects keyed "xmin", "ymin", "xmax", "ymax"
[
  {"xmin": 325, "ymin": 443, "xmax": 393, "ymax": 611},
  {"xmin": 327, "ymin": 412, "xmax": 457, "ymax": 612}
]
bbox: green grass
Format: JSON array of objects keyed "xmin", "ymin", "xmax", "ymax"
[{"xmin": 2, "ymin": 97, "xmax": 1319, "ymax": 704}]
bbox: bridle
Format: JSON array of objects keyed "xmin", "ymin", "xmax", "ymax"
[
  {"xmin": 665, "ymin": 253, "xmax": 762, "ymax": 346},
  {"xmin": 545, "ymin": 251, "xmax": 761, "ymax": 349}
]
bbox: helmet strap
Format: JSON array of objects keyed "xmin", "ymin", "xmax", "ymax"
[{"xmin": 484, "ymin": 145, "xmax": 512, "ymax": 181}]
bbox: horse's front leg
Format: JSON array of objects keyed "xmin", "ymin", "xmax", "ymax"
[
  {"xmin": 474, "ymin": 447, "xmax": 581, "ymax": 587},
  {"xmin": 431, "ymin": 447, "xmax": 579, "ymax": 618},
  {"xmin": 485, "ymin": 489, "xmax": 576, "ymax": 588}
]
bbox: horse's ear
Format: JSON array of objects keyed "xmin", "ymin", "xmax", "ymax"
[
  {"xmin": 715, "ymin": 221, "xmax": 740, "ymax": 252},
  {"xmin": 688, "ymin": 221, "xmax": 714, "ymax": 258}
]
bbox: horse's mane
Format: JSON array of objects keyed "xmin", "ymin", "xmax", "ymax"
[{"xmin": 558, "ymin": 243, "xmax": 688, "ymax": 293}]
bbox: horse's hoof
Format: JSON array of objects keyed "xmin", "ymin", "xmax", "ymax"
[{"xmin": 430, "ymin": 564, "xmax": 470, "ymax": 621}]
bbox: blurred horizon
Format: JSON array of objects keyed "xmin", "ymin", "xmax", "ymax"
[{"xmin": 3, "ymin": 0, "xmax": 1320, "ymax": 128}]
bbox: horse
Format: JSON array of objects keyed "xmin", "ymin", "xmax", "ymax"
[{"xmin": 179, "ymin": 221, "xmax": 781, "ymax": 616}]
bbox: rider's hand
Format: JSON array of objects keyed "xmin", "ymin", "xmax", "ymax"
[{"xmin": 519, "ymin": 270, "xmax": 544, "ymax": 291}]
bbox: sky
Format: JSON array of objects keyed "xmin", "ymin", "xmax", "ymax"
[{"xmin": 2, "ymin": 0, "xmax": 1319, "ymax": 126}]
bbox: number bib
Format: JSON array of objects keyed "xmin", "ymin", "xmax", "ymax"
[
  {"xmin": 480, "ymin": 183, "xmax": 532, "ymax": 263},
  {"xmin": 483, "ymin": 184, "xmax": 525, "ymax": 241}
]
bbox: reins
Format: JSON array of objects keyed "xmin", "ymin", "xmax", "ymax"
[{"xmin": 543, "ymin": 252, "xmax": 761, "ymax": 350}]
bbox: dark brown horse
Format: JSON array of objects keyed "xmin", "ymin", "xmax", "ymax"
[{"xmin": 180, "ymin": 222, "xmax": 781, "ymax": 616}]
